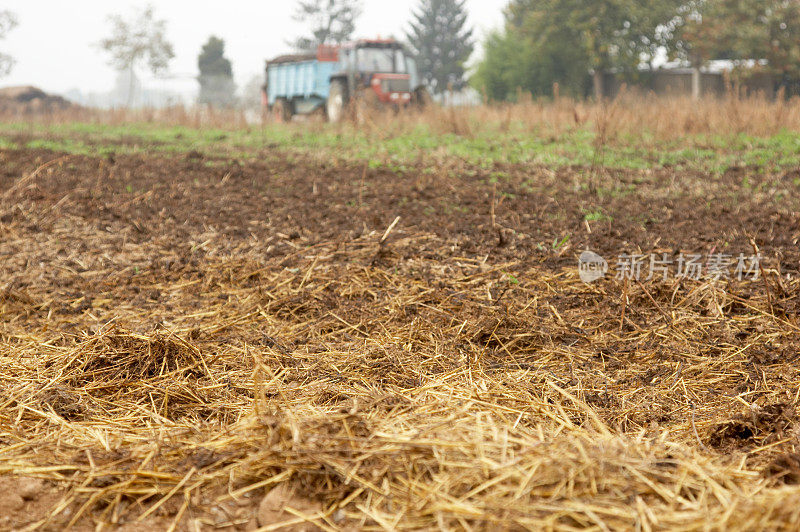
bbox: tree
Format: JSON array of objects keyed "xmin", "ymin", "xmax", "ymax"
[
  {"xmin": 473, "ymin": 0, "xmax": 596, "ymax": 100},
  {"xmin": 472, "ymin": 27, "xmax": 589, "ymax": 100},
  {"xmin": 291, "ymin": 0, "xmax": 362, "ymax": 52},
  {"xmin": 472, "ymin": 30, "xmax": 530, "ymax": 101},
  {"xmin": 100, "ymin": 5, "xmax": 175, "ymax": 107},
  {"xmin": 405, "ymin": 0, "xmax": 474, "ymax": 93},
  {"xmin": 473, "ymin": 0, "xmax": 682, "ymax": 100},
  {"xmin": 670, "ymin": 0, "xmax": 800, "ymax": 96},
  {"xmin": 198, "ymin": 36, "xmax": 237, "ymax": 108},
  {"xmin": 111, "ymin": 69, "xmax": 142, "ymax": 107},
  {"xmin": 760, "ymin": 0, "xmax": 800, "ymax": 79},
  {"xmin": 0, "ymin": 10, "xmax": 17, "ymax": 77},
  {"xmin": 512, "ymin": 0, "xmax": 682, "ymax": 99}
]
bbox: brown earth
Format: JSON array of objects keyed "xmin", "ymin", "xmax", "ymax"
[
  {"xmin": 1, "ymin": 147, "xmax": 799, "ymax": 271},
  {"xmin": 1, "ymin": 145, "xmax": 799, "ymax": 529}
]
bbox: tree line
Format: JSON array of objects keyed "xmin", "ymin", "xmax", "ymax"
[{"xmin": 473, "ymin": 0, "xmax": 800, "ymax": 101}]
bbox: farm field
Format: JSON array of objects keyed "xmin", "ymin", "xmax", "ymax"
[{"xmin": 2, "ymin": 100, "xmax": 800, "ymax": 530}]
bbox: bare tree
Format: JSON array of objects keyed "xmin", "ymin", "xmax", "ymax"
[
  {"xmin": 0, "ymin": 10, "xmax": 18, "ymax": 77},
  {"xmin": 291, "ymin": 0, "xmax": 362, "ymax": 52},
  {"xmin": 99, "ymin": 5, "xmax": 174, "ymax": 107}
]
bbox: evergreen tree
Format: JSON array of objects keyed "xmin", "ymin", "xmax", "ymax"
[
  {"xmin": 405, "ymin": 0, "xmax": 474, "ymax": 93},
  {"xmin": 198, "ymin": 36, "xmax": 236, "ymax": 108}
]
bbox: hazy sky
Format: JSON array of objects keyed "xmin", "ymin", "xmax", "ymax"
[{"xmin": 1, "ymin": 1, "xmax": 508, "ymax": 96}]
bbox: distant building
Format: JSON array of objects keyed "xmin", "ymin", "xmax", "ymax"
[
  {"xmin": 601, "ymin": 60, "xmax": 780, "ymax": 99},
  {"xmin": 436, "ymin": 87, "xmax": 482, "ymax": 107}
]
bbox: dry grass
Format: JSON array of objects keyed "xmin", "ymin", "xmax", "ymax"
[
  {"xmin": 353, "ymin": 91, "xmax": 800, "ymax": 142},
  {"xmin": 5, "ymin": 91, "xmax": 800, "ymax": 143},
  {"xmin": 0, "ymin": 105, "xmax": 253, "ymax": 130}
]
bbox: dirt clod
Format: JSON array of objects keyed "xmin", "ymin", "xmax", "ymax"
[
  {"xmin": 764, "ymin": 453, "xmax": 800, "ymax": 485},
  {"xmin": 257, "ymin": 484, "xmax": 322, "ymax": 531},
  {"xmin": 18, "ymin": 477, "xmax": 45, "ymax": 500}
]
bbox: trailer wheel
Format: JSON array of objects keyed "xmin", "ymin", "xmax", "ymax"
[
  {"xmin": 327, "ymin": 80, "xmax": 348, "ymax": 123},
  {"xmin": 273, "ymin": 98, "xmax": 293, "ymax": 123}
]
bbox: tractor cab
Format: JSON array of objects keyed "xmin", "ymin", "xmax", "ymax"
[{"xmin": 332, "ymin": 39, "xmax": 415, "ymax": 106}]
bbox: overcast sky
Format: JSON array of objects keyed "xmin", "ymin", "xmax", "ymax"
[{"xmin": 1, "ymin": 0, "xmax": 508, "ymax": 96}]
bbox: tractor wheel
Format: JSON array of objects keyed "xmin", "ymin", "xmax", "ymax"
[
  {"xmin": 327, "ymin": 80, "xmax": 348, "ymax": 123},
  {"xmin": 273, "ymin": 98, "xmax": 293, "ymax": 123}
]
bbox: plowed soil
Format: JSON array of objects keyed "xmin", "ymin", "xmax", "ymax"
[{"xmin": 1, "ymin": 145, "xmax": 800, "ymax": 530}]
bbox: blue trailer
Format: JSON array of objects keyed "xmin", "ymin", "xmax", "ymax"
[
  {"xmin": 263, "ymin": 40, "xmax": 429, "ymax": 122},
  {"xmin": 265, "ymin": 56, "xmax": 338, "ymax": 117}
]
